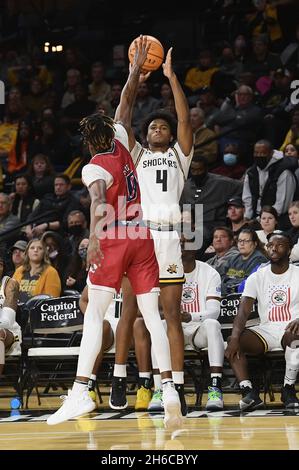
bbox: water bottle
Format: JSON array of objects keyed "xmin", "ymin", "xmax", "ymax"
[{"xmin": 10, "ymin": 396, "xmax": 22, "ymax": 410}]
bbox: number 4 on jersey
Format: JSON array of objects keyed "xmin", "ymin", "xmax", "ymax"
[{"xmin": 156, "ymin": 169, "xmax": 167, "ymax": 191}]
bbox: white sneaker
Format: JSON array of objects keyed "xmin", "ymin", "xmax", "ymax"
[
  {"xmin": 47, "ymin": 389, "xmax": 96, "ymax": 425},
  {"xmin": 162, "ymin": 382, "xmax": 183, "ymax": 430}
]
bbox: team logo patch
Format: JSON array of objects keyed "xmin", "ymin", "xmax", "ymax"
[
  {"xmin": 167, "ymin": 264, "xmax": 178, "ymax": 274},
  {"xmin": 182, "ymin": 287, "xmax": 196, "ymax": 304},
  {"xmin": 271, "ymin": 290, "xmax": 287, "ymax": 306}
]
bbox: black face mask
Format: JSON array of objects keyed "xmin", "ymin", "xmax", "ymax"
[
  {"xmin": 191, "ymin": 173, "xmax": 207, "ymax": 187},
  {"xmin": 255, "ymin": 157, "xmax": 269, "ymax": 170},
  {"xmin": 68, "ymin": 225, "xmax": 84, "ymax": 236}
]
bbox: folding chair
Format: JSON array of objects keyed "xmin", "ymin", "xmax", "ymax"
[{"xmin": 24, "ymin": 295, "xmax": 83, "ymax": 408}]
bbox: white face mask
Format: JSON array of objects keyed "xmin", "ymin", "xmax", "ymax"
[
  {"xmin": 48, "ymin": 250, "xmax": 58, "ymax": 259},
  {"xmin": 223, "ymin": 153, "xmax": 238, "ymax": 166}
]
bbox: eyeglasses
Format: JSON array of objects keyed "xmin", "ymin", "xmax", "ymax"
[{"xmin": 237, "ymin": 239, "xmax": 253, "ymax": 244}]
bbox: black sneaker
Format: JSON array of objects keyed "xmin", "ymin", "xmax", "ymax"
[
  {"xmin": 175, "ymin": 384, "xmax": 188, "ymax": 416},
  {"xmin": 281, "ymin": 384, "xmax": 299, "ymax": 408},
  {"xmin": 239, "ymin": 386, "xmax": 263, "ymax": 411},
  {"xmin": 109, "ymin": 377, "xmax": 128, "ymax": 410}
]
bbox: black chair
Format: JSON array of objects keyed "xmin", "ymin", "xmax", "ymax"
[{"xmin": 24, "ymin": 295, "xmax": 83, "ymax": 407}]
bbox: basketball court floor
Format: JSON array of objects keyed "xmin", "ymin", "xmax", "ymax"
[{"xmin": 0, "ymin": 392, "xmax": 298, "ymax": 451}]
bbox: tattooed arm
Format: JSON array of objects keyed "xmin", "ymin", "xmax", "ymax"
[{"xmin": 4, "ymin": 279, "xmax": 19, "ymax": 311}]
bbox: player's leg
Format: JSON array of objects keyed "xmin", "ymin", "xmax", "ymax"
[
  {"xmin": 193, "ymin": 319, "xmax": 224, "ymax": 411},
  {"xmin": 109, "ymin": 277, "xmax": 138, "ymax": 409},
  {"xmin": 47, "ymin": 287, "xmax": 114, "ymax": 425},
  {"xmin": 128, "ymin": 229, "xmax": 182, "ymax": 428},
  {"xmin": 88, "ymin": 319, "xmax": 114, "ymax": 399},
  {"xmin": 133, "ymin": 317, "xmax": 152, "ymax": 410},
  {"xmin": 227, "ymin": 328, "xmax": 265, "ymax": 411},
  {"xmin": 0, "ymin": 329, "xmax": 15, "ymax": 375},
  {"xmin": 281, "ymin": 331, "xmax": 299, "ymax": 408}
]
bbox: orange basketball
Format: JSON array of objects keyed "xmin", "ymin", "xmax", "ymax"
[{"xmin": 128, "ymin": 35, "xmax": 164, "ymax": 73}]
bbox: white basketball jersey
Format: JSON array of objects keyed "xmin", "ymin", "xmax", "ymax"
[
  {"xmin": 182, "ymin": 261, "xmax": 221, "ymax": 315},
  {"xmin": 131, "ymin": 141, "xmax": 193, "ymax": 224}
]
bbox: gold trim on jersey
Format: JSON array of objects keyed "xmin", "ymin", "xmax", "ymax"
[
  {"xmin": 248, "ymin": 329, "xmax": 268, "ymax": 353},
  {"xmin": 172, "ymin": 146, "xmax": 186, "ymax": 181},
  {"xmin": 135, "ymin": 148, "xmax": 145, "ymax": 168},
  {"xmin": 159, "ymin": 276, "xmax": 186, "ymax": 284}
]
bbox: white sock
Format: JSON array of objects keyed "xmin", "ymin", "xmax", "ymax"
[
  {"xmin": 239, "ymin": 380, "xmax": 252, "ymax": 389},
  {"xmin": 172, "ymin": 371, "xmax": 184, "ymax": 385},
  {"xmin": 72, "ymin": 381, "xmax": 88, "ymax": 394},
  {"xmin": 90, "ymin": 374, "xmax": 97, "ymax": 381},
  {"xmin": 76, "ymin": 288, "xmax": 113, "ymax": 377},
  {"xmin": 284, "ymin": 346, "xmax": 299, "ymax": 386},
  {"xmin": 139, "ymin": 372, "xmax": 151, "ymax": 379},
  {"xmin": 113, "ymin": 364, "xmax": 127, "ymax": 377},
  {"xmin": 153, "ymin": 374, "xmax": 162, "ymax": 391},
  {"xmin": 211, "ymin": 373, "xmax": 222, "ymax": 378}
]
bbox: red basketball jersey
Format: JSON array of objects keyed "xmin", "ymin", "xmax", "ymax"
[{"xmin": 90, "ymin": 139, "xmax": 141, "ymax": 222}]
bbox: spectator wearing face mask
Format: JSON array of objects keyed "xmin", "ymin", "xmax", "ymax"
[
  {"xmin": 41, "ymin": 231, "xmax": 70, "ymax": 286},
  {"xmin": 66, "ymin": 210, "xmax": 89, "ymax": 255},
  {"xmin": 64, "ymin": 238, "xmax": 88, "ymax": 293},
  {"xmin": 211, "ymin": 142, "xmax": 246, "ymax": 180},
  {"xmin": 242, "ymin": 140, "xmax": 298, "ymax": 228}
]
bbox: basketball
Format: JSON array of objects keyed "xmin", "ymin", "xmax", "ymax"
[{"xmin": 128, "ymin": 35, "xmax": 164, "ymax": 73}]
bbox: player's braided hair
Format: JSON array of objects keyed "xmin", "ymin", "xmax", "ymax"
[{"xmin": 79, "ymin": 113, "xmax": 115, "ymax": 152}]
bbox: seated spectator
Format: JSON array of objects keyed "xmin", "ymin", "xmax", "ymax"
[
  {"xmin": 256, "ymin": 205, "xmax": 278, "ymax": 246},
  {"xmin": 190, "ymin": 107, "xmax": 218, "ymax": 166},
  {"xmin": 7, "ymin": 240, "xmax": 27, "ymax": 277},
  {"xmin": 0, "ymin": 193, "xmax": 20, "ymax": 248},
  {"xmin": 280, "ymin": 108, "xmax": 299, "ymax": 152},
  {"xmin": 64, "ymin": 238, "xmax": 88, "ymax": 293},
  {"xmin": 30, "ymin": 117, "xmax": 73, "ymax": 170},
  {"xmin": 0, "ymin": 250, "xmax": 21, "ymax": 375},
  {"xmin": 13, "ymin": 238, "xmax": 61, "ymax": 304},
  {"xmin": 62, "ymin": 84, "xmax": 96, "ymax": 136},
  {"xmin": 242, "ymin": 140, "xmax": 297, "ymax": 229},
  {"xmin": 26, "ymin": 174, "xmax": 84, "ymax": 239},
  {"xmin": 209, "ymin": 85, "xmax": 263, "ymax": 163},
  {"xmin": 131, "ymin": 82, "xmax": 159, "ymax": 142},
  {"xmin": 284, "ymin": 143, "xmax": 299, "ymax": 184},
  {"xmin": 206, "ymin": 227, "xmax": 238, "ymax": 277},
  {"xmin": 227, "ymin": 197, "xmax": 252, "ymax": 239},
  {"xmin": 246, "ymin": 2, "xmax": 283, "ymax": 48},
  {"xmin": 88, "ymin": 61, "xmax": 111, "ymax": 104},
  {"xmin": 211, "ymin": 142, "xmax": 246, "ymax": 180},
  {"xmin": 22, "ymin": 78, "xmax": 48, "ymax": 120},
  {"xmin": 61, "ymin": 68, "xmax": 81, "ymax": 109},
  {"xmin": 180, "ymin": 155, "xmax": 242, "ymax": 253},
  {"xmin": 196, "ymin": 87, "xmax": 219, "ymax": 126},
  {"xmin": 287, "ymin": 201, "xmax": 299, "ymax": 263},
  {"xmin": 10, "ymin": 174, "xmax": 39, "ymax": 223},
  {"xmin": 6, "ymin": 120, "xmax": 35, "ymax": 176},
  {"xmin": 244, "ymin": 33, "xmax": 282, "ymax": 80},
  {"xmin": 66, "ymin": 210, "xmax": 89, "ymax": 254},
  {"xmin": 27, "ymin": 154, "xmax": 55, "ymax": 199},
  {"xmin": 184, "ymin": 49, "xmax": 219, "ymax": 94},
  {"xmin": 222, "ymin": 228, "xmax": 268, "ymax": 295},
  {"xmin": 41, "ymin": 231, "xmax": 70, "ymax": 286}
]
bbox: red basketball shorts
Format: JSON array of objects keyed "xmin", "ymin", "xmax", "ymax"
[{"xmin": 88, "ymin": 225, "xmax": 159, "ymax": 295}]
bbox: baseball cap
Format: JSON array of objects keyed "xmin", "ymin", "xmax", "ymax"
[
  {"xmin": 11, "ymin": 240, "xmax": 27, "ymax": 252},
  {"xmin": 227, "ymin": 197, "xmax": 244, "ymax": 208}
]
